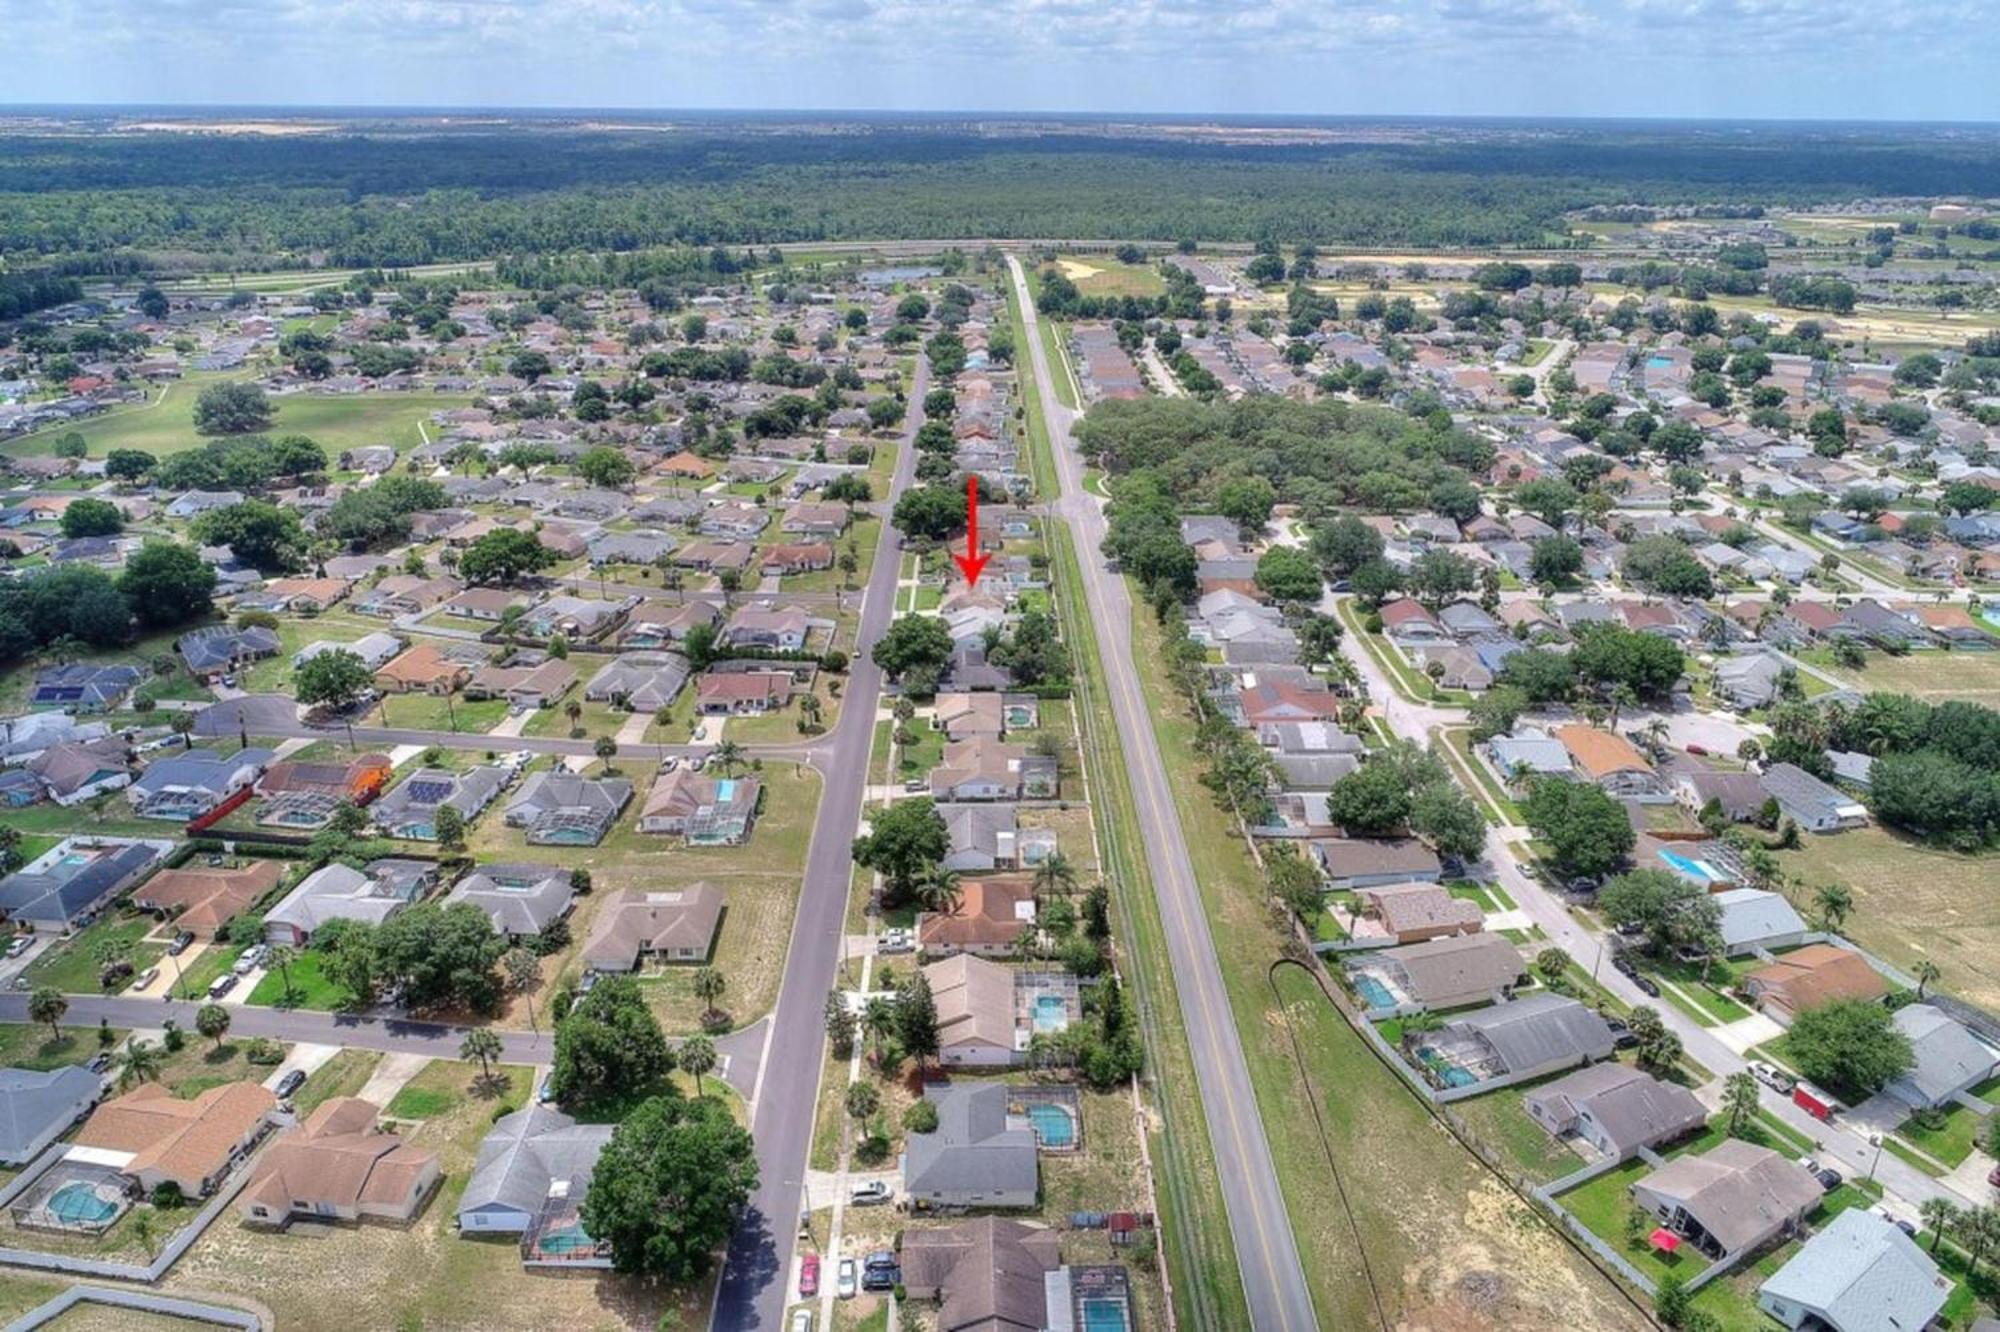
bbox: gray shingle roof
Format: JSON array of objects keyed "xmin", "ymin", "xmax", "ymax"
[
  {"xmin": 901, "ymin": 1083, "xmax": 1038, "ymax": 1205},
  {"xmin": 458, "ymin": 1103, "xmax": 613, "ymax": 1224},
  {"xmin": 0, "ymin": 1065, "xmax": 101, "ymax": 1164},
  {"xmin": 1758, "ymin": 1208, "xmax": 1949, "ymax": 1332},
  {"xmin": 1442, "ymin": 993, "xmax": 1615, "ymax": 1074}
]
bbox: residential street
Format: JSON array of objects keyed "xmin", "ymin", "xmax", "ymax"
[
  {"xmin": 1332, "ymin": 603, "xmax": 1973, "ymax": 1218},
  {"xmin": 1010, "ymin": 255, "xmax": 1320, "ymax": 1332},
  {"xmin": 710, "ymin": 357, "xmax": 924, "ymax": 1331}
]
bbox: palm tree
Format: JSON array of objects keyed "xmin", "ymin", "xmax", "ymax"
[
  {"xmin": 913, "ymin": 866, "xmax": 962, "ymax": 914},
  {"xmin": 266, "ymin": 944, "xmax": 298, "ymax": 1006},
  {"xmin": 504, "ymin": 948, "xmax": 541, "ymax": 1031},
  {"xmin": 115, "ymin": 1038, "xmax": 164, "ymax": 1089},
  {"xmin": 798, "ymin": 694, "xmax": 823, "ymax": 732},
  {"xmin": 28, "ymin": 986, "xmax": 67, "ymax": 1038},
  {"xmin": 460, "ymin": 1027, "xmax": 503, "ymax": 1081},
  {"xmin": 677, "ymin": 1034, "xmax": 718, "ymax": 1096},
  {"xmin": 1641, "ymin": 717, "xmax": 1670, "ymax": 757},
  {"xmin": 1607, "ymin": 682, "xmax": 1637, "ymax": 730},
  {"xmin": 170, "ymin": 711, "xmax": 195, "ymax": 749},
  {"xmin": 1031, "ymin": 851, "xmax": 1077, "ymax": 899},
  {"xmin": 1814, "ymin": 882, "xmax": 1854, "ymax": 932},
  {"xmin": 1913, "ymin": 960, "xmax": 1941, "ymax": 1001},
  {"xmin": 1721, "ymin": 1071, "xmax": 1759, "ymax": 1137},
  {"xmin": 593, "ymin": 735, "xmax": 618, "ymax": 773},
  {"xmin": 712, "ymin": 740, "xmax": 745, "ymax": 778},
  {"xmin": 1920, "ymin": 1197, "xmax": 1959, "ymax": 1254},
  {"xmin": 860, "ymin": 996, "xmax": 896, "ymax": 1063},
  {"xmin": 691, "ymin": 966, "xmax": 727, "ymax": 1021},
  {"xmin": 563, "ymin": 699, "xmax": 583, "ymax": 736}
]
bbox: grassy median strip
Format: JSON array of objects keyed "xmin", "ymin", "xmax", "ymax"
[{"xmin": 1010, "ymin": 276, "xmax": 1249, "ymax": 1332}]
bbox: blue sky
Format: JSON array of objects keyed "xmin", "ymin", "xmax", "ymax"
[{"xmin": 3, "ymin": 0, "xmax": 1994, "ymax": 122}]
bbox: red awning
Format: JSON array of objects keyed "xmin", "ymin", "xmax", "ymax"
[{"xmin": 1649, "ymin": 1228, "xmax": 1682, "ymax": 1254}]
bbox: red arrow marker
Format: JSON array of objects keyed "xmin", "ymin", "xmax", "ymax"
[{"xmin": 952, "ymin": 474, "xmax": 990, "ymax": 588}]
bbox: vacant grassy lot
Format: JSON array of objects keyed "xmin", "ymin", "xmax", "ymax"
[
  {"xmin": 0, "ymin": 1022, "xmax": 125, "ymax": 1070},
  {"xmin": 1049, "ymin": 254, "xmax": 1166, "ymax": 299},
  {"xmin": 3, "ymin": 383, "xmax": 478, "ymax": 462},
  {"xmin": 163, "ymin": 1063, "xmax": 696, "ymax": 1332},
  {"xmin": 24, "ymin": 914, "xmax": 165, "ymax": 994},
  {"xmin": 292, "ymin": 1048, "xmax": 382, "ymax": 1113},
  {"xmin": 248, "ymin": 950, "xmax": 353, "ymax": 1011},
  {"xmin": 1808, "ymin": 647, "xmax": 2000, "ymax": 706},
  {"xmin": 1775, "ymin": 825, "xmax": 2000, "ymax": 1012},
  {"xmin": 478, "ymin": 760, "xmax": 823, "ymax": 1033}
]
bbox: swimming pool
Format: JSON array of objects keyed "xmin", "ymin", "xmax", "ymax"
[
  {"xmin": 537, "ymin": 1222, "xmax": 596, "ymax": 1255},
  {"xmin": 1415, "ymin": 1046, "xmax": 1480, "ymax": 1088},
  {"xmin": 1026, "ymin": 1102, "xmax": 1077, "ymax": 1148},
  {"xmin": 1080, "ymin": 1297, "xmax": 1131, "ymax": 1331},
  {"xmin": 46, "ymin": 1181, "xmax": 120, "ymax": 1226},
  {"xmin": 1646, "ymin": 355, "xmax": 1675, "ymax": 370},
  {"xmin": 1031, "ymin": 993, "xmax": 1069, "ymax": 1032},
  {"xmin": 1659, "ymin": 848, "xmax": 1727, "ymax": 883},
  {"xmin": 714, "ymin": 778, "xmax": 737, "ymax": 801},
  {"xmin": 1352, "ymin": 974, "xmax": 1397, "ymax": 1009},
  {"xmin": 58, "ymin": 852, "xmax": 97, "ymax": 868}
]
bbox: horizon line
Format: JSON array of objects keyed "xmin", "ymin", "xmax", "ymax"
[{"xmin": 2, "ymin": 102, "xmax": 1998, "ymax": 130}]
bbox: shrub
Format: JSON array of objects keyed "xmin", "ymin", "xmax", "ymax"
[{"xmin": 902, "ymin": 1100, "xmax": 939, "ymax": 1134}]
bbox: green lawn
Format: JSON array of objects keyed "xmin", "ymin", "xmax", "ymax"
[
  {"xmin": 1894, "ymin": 1102, "xmax": 1987, "ymax": 1168},
  {"xmin": 3, "ymin": 383, "xmax": 480, "ymax": 463},
  {"xmin": 248, "ymin": 950, "xmax": 355, "ymax": 1011},
  {"xmin": 291, "ymin": 1048, "xmax": 383, "ymax": 1114},
  {"xmin": 0, "ymin": 1021, "xmax": 125, "ymax": 1069},
  {"xmin": 521, "ymin": 697, "xmax": 626, "ymax": 740},
  {"xmin": 24, "ymin": 915, "xmax": 164, "ymax": 993},
  {"xmin": 368, "ymin": 692, "xmax": 508, "ymax": 735},
  {"xmin": 895, "ymin": 724, "xmax": 946, "ymax": 784}
]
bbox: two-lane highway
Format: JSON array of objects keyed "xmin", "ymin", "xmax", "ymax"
[{"xmin": 1008, "ymin": 256, "xmax": 1318, "ymax": 1331}]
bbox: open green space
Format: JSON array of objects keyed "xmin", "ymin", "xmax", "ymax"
[
  {"xmin": 248, "ymin": 950, "xmax": 355, "ymax": 1011},
  {"xmin": 24, "ymin": 914, "xmax": 164, "ymax": 993}
]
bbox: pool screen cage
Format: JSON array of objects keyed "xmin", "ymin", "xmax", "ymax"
[{"xmin": 10, "ymin": 1161, "xmax": 134, "ymax": 1235}]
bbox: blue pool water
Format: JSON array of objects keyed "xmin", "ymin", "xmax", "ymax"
[
  {"xmin": 58, "ymin": 852, "xmax": 95, "ymax": 867},
  {"xmin": 1032, "ymin": 993, "xmax": 1068, "ymax": 1032},
  {"xmin": 538, "ymin": 1223, "xmax": 595, "ymax": 1254},
  {"xmin": 1080, "ymin": 1298, "xmax": 1131, "ymax": 1332},
  {"xmin": 46, "ymin": 1182, "xmax": 119, "ymax": 1225},
  {"xmin": 1646, "ymin": 355, "xmax": 1674, "ymax": 370},
  {"xmin": 1416, "ymin": 1046, "xmax": 1480, "ymax": 1088},
  {"xmin": 1352, "ymin": 975, "xmax": 1397, "ymax": 1009},
  {"xmin": 1659, "ymin": 849, "xmax": 1727, "ymax": 883},
  {"xmin": 1027, "ymin": 1103, "xmax": 1077, "ymax": 1148},
  {"xmin": 714, "ymin": 778, "xmax": 737, "ymax": 801}
]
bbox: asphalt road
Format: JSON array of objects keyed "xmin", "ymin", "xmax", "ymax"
[
  {"xmin": 1008, "ymin": 256, "xmax": 1319, "ymax": 1332},
  {"xmin": 710, "ymin": 357, "xmax": 924, "ymax": 1331}
]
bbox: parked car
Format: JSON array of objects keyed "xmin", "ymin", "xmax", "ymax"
[
  {"xmin": 1604, "ymin": 1018, "xmax": 1637, "ymax": 1051},
  {"xmin": 86, "ymin": 1052, "xmax": 112, "ymax": 1074},
  {"xmin": 135, "ymin": 967, "xmax": 159, "ymax": 991},
  {"xmin": 798, "ymin": 1252, "xmax": 819, "ymax": 1297},
  {"xmin": 1631, "ymin": 974, "xmax": 1661, "ymax": 998},
  {"xmin": 207, "ymin": 974, "xmax": 237, "ymax": 1000},
  {"xmin": 537, "ymin": 1073, "xmax": 556, "ymax": 1104},
  {"xmin": 850, "ymin": 1180, "xmax": 891, "ymax": 1205},
  {"xmin": 662, "ymin": 756, "xmax": 680, "ymax": 773},
  {"xmin": 835, "ymin": 1258, "xmax": 857, "ymax": 1299},
  {"xmin": 167, "ymin": 930, "xmax": 195, "ymax": 956},
  {"xmin": 6, "ymin": 934, "xmax": 32, "ymax": 958},
  {"xmin": 861, "ymin": 1251, "xmax": 900, "ymax": 1291},
  {"xmin": 275, "ymin": 1069, "xmax": 306, "ymax": 1099},
  {"xmin": 789, "ymin": 1310, "xmax": 813, "ymax": 1332},
  {"xmin": 1748, "ymin": 1061, "xmax": 1794, "ymax": 1094},
  {"xmin": 1684, "ymin": 743, "xmax": 1709, "ymax": 756},
  {"xmin": 1813, "ymin": 1167, "xmax": 1843, "ymax": 1192}
]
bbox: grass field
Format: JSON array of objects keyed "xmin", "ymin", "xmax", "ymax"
[
  {"xmin": 1807, "ymin": 646, "xmax": 2000, "ymax": 706},
  {"xmin": 0, "ymin": 1022, "xmax": 125, "ymax": 1070},
  {"xmin": 248, "ymin": 950, "xmax": 353, "ymax": 1011},
  {"xmin": 23, "ymin": 914, "xmax": 165, "ymax": 994},
  {"xmin": 1775, "ymin": 825, "xmax": 2000, "ymax": 1013},
  {"xmin": 1049, "ymin": 254, "xmax": 1166, "ymax": 299},
  {"xmin": 4, "ymin": 382, "xmax": 478, "ymax": 462},
  {"xmin": 291, "ymin": 1048, "xmax": 382, "ymax": 1114}
]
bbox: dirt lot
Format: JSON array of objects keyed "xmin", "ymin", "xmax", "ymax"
[
  {"xmin": 1778, "ymin": 825, "xmax": 2000, "ymax": 1012},
  {"xmin": 162, "ymin": 1063, "xmax": 701, "ymax": 1332}
]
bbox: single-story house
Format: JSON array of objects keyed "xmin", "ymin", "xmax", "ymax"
[
  {"xmin": 0, "ymin": 1064, "xmax": 103, "ymax": 1166},
  {"xmin": 929, "ymin": 738, "xmax": 1057, "ymax": 802},
  {"xmin": 1522, "ymin": 1063, "xmax": 1706, "ymax": 1161},
  {"xmin": 293, "ymin": 632, "xmax": 403, "ymax": 672},
  {"xmin": 371, "ymin": 766, "xmax": 508, "ymax": 841},
  {"xmin": 618, "ymin": 602, "xmax": 719, "ymax": 650},
  {"xmin": 584, "ymin": 652, "xmax": 690, "ymax": 712},
  {"xmin": 127, "ymin": 746, "xmax": 273, "ymax": 820},
  {"xmin": 27, "ymin": 738, "xmax": 132, "ymax": 806},
  {"xmin": 1756, "ymin": 1207, "xmax": 1951, "ymax": 1332},
  {"xmin": 1553, "ymin": 725, "xmax": 1666, "ymax": 802},
  {"xmin": 927, "ymin": 953, "xmax": 1021, "ymax": 1067},
  {"xmin": 75, "ymin": 1080, "xmax": 276, "ymax": 1198},
  {"xmin": 444, "ymin": 864, "xmax": 575, "ymax": 940},
  {"xmin": 503, "ymin": 772, "xmax": 632, "ymax": 846},
  {"xmin": 694, "ymin": 670, "xmax": 795, "ymax": 715},
  {"xmin": 1742, "ymin": 944, "xmax": 1888, "ymax": 1021},
  {"xmin": 636, "ymin": 771, "xmax": 761, "ymax": 844},
  {"xmin": 1631, "ymin": 1139, "xmax": 1823, "ymax": 1260},
  {"xmin": 1353, "ymin": 881, "xmax": 1483, "ymax": 944},
  {"xmin": 263, "ymin": 859, "xmax": 437, "ymax": 947},
  {"xmin": 1368, "ymin": 932, "xmax": 1525, "ymax": 1010},
  {"xmin": 464, "ymin": 655, "xmax": 577, "ymax": 709},
  {"xmin": 1760, "ymin": 763, "xmax": 1868, "ymax": 833},
  {"xmin": 1430, "ymin": 993, "xmax": 1615, "ymax": 1081},
  {"xmin": 937, "ymin": 803, "xmax": 1053, "ymax": 873},
  {"xmin": 177, "ymin": 625, "xmax": 281, "ymax": 679},
  {"xmin": 374, "ymin": 644, "xmax": 473, "ymax": 696},
  {"xmin": 898, "ymin": 1219, "xmax": 1064, "ymax": 1331},
  {"xmin": 132, "ymin": 859, "xmax": 283, "ymax": 937},
  {"xmin": 901, "ymin": 1083, "xmax": 1038, "ymax": 1211},
  {"xmin": 457, "ymin": 1103, "xmax": 614, "ymax": 1249},
  {"xmin": 1310, "ymin": 838, "xmax": 1443, "ymax": 890},
  {"xmin": 28, "ymin": 664, "xmax": 144, "ymax": 713},
  {"xmin": 1885, "ymin": 1004, "xmax": 2000, "ymax": 1112},
  {"xmin": 581, "ymin": 884, "xmax": 724, "ymax": 971},
  {"xmin": 0, "ymin": 838, "xmax": 170, "ymax": 930},
  {"xmin": 919, "ymin": 875, "xmax": 1038, "ymax": 959},
  {"xmin": 1713, "ymin": 888, "xmax": 1810, "ymax": 957},
  {"xmin": 241, "ymin": 1097, "xmax": 440, "ymax": 1228}
]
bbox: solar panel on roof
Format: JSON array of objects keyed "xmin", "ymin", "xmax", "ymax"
[{"xmin": 406, "ymin": 780, "xmax": 454, "ymax": 804}]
